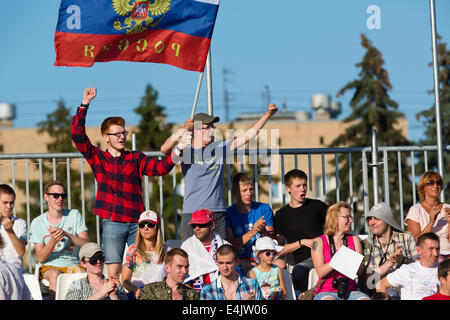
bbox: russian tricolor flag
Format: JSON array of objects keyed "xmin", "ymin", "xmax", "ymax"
[{"xmin": 54, "ymin": 0, "xmax": 220, "ymax": 72}]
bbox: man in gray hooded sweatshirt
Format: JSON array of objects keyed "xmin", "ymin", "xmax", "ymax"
[{"xmin": 360, "ymin": 202, "xmax": 419, "ymax": 298}]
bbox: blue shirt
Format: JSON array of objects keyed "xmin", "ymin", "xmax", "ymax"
[
  {"xmin": 226, "ymin": 202, "xmax": 274, "ymax": 259},
  {"xmin": 200, "ymin": 275, "xmax": 263, "ymax": 300}
]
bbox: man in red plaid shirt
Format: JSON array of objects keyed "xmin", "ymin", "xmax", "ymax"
[{"xmin": 72, "ymin": 87, "xmax": 191, "ymax": 279}]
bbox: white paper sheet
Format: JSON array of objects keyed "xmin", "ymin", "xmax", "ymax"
[{"xmin": 329, "ymin": 245, "xmax": 364, "ymax": 280}]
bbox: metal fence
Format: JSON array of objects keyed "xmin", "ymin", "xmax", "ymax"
[{"xmin": 0, "ymin": 141, "xmax": 448, "ymax": 272}]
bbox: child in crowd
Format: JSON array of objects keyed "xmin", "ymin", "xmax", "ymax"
[
  {"xmin": 248, "ymin": 236, "xmax": 286, "ymax": 300},
  {"xmin": 121, "ymin": 210, "xmax": 169, "ymax": 300}
]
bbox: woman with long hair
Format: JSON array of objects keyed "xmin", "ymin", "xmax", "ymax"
[
  {"xmin": 310, "ymin": 202, "xmax": 369, "ymax": 300},
  {"xmin": 121, "ymin": 210, "xmax": 168, "ymax": 299},
  {"xmin": 405, "ymin": 171, "xmax": 450, "ymax": 262}
]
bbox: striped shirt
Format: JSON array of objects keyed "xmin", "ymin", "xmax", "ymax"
[
  {"xmin": 71, "ymin": 107, "xmax": 175, "ymax": 223},
  {"xmin": 65, "ymin": 276, "xmax": 128, "ymax": 300},
  {"xmin": 364, "ymin": 231, "xmax": 419, "ymax": 270},
  {"xmin": 200, "ymin": 275, "xmax": 263, "ymax": 300}
]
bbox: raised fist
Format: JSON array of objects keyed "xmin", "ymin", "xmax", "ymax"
[
  {"xmin": 82, "ymin": 87, "xmax": 97, "ymax": 105},
  {"xmin": 267, "ymin": 103, "xmax": 278, "ymax": 116}
]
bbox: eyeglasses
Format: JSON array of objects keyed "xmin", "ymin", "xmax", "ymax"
[
  {"xmin": 201, "ymin": 125, "xmax": 214, "ymax": 130},
  {"xmin": 106, "ymin": 131, "xmax": 128, "ymax": 138},
  {"xmin": 263, "ymin": 251, "xmax": 276, "ymax": 257},
  {"xmin": 47, "ymin": 193, "xmax": 67, "ymax": 200},
  {"xmin": 139, "ymin": 221, "xmax": 157, "ymax": 229},
  {"xmin": 426, "ymin": 180, "xmax": 443, "ymax": 187},
  {"xmin": 191, "ymin": 223, "xmax": 210, "ymax": 229},
  {"xmin": 86, "ymin": 255, "xmax": 105, "ymax": 265},
  {"xmin": 339, "ymin": 215, "xmax": 353, "ymax": 221}
]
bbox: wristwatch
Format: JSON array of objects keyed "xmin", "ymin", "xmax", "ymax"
[{"xmin": 80, "ymin": 103, "xmax": 89, "ymax": 109}]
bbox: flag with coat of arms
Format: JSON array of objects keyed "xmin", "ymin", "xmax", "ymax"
[{"xmin": 54, "ymin": 0, "xmax": 220, "ymax": 72}]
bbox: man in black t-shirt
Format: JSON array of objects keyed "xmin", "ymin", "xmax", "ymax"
[{"xmin": 274, "ymin": 169, "xmax": 328, "ymax": 292}]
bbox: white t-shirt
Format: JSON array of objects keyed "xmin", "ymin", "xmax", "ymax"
[
  {"xmin": 0, "ymin": 216, "xmax": 27, "ymax": 268},
  {"xmin": 386, "ymin": 261, "xmax": 439, "ymax": 300},
  {"xmin": 405, "ymin": 203, "xmax": 450, "ymax": 254}
]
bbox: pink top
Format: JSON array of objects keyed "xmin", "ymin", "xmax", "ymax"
[{"xmin": 315, "ymin": 234, "xmax": 358, "ymax": 294}]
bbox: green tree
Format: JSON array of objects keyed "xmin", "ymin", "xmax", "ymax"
[
  {"xmin": 416, "ymin": 36, "xmax": 450, "ymax": 199},
  {"xmin": 327, "ymin": 34, "xmax": 412, "ymax": 230},
  {"xmin": 130, "ymin": 84, "xmax": 180, "ymax": 239},
  {"xmin": 131, "ymin": 84, "xmax": 172, "ymax": 150}
]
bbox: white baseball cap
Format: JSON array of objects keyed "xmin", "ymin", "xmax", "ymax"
[{"xmin": 138, "ymin": 210, "xmax": 160, "ymax": 225}]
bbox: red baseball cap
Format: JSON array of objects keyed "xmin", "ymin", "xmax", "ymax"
[{"xmin": 189, "ymin": 209, "xmax": 214, "ymax": 225}]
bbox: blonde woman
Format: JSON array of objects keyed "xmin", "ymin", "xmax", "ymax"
[
  {"xmin": 121, "ymin": 210, "xmax": 169, "ymax": 299},
  {"xmin": 405, "ymin": 171, "xmax": 450, "ymax": 262},
  {"xmin": 311, "ymin": 202, "xmax": 369, "ymax": 300}
]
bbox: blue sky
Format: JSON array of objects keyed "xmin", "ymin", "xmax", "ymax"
[{"xmin": 0, "ymin": 0, "xmax": 449, "ymax": 143}]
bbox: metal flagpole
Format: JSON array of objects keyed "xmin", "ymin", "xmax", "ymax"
[
  {"xmin": 191, "ymin": 71, "xmax": 204, "ymax": 119},
  {"xmin": 429, "ymin": 0, "xmax": 445, "ymax": 202},
  {"xmin": 190, "ymin": 49, "xmax": 213, "ymax": 118},
  {"xmin": 205, "ymin": 48, "xmax": 214, "ymax": 116}
]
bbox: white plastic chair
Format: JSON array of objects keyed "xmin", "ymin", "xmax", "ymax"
[
  {"xmin": 282, "ymin": 268, "xmax": 296, "ymax": 300},
  {"xmin": 358, "ymin": 234, "xmax": 369, "ymax": 241},
  {"xmin": 55, "ymin": 272, "xmax": 87, "ymax": 300},
  {"xmin": 307, "ymin": 268, "xmax": 319, "ymax": 290},
  {"xmin": 23, "ymin": 273, "xmax": 43, "ymax": 300},
  {"xmin": 34, "ymin": 263, "xmax": 50, "ymax": 296}
]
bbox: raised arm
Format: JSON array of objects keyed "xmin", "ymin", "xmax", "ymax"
[
  {"xmin": 81, "ymin": 87, "xmax": 97, "ymax": 106},
  {"xmin": 230, "ymin": 103, "xmax": 278, "ymax": 151},
  {"xmin": 160, "ymin": 119, "xmax": 193, "ymax": 155},
  {"xmin": 141, "ymin": 131, "xmax": 192, "ymax": 177},
  {"xmin": 71, "ymin": 87, "xmax": 98, "ymax": 161}
]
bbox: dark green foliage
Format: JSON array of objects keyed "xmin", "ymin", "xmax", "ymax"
[{"xmin": 327, "ymin": 34, "xmax": 412, "ymax": 229}]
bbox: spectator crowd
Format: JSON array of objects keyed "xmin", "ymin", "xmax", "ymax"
[{"xmin": 0, "ymin": 88, "xmax": 448, "ymax": 301}]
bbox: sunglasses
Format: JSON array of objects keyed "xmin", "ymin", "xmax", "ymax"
[
  {"xmin": 263, "ymin": 251, "xmax": 276, "ymax": 257},
  {"xmin": 86, "ymin": 255, "xmax": 105, "ymax": 265},
  {"xmin": 191, "ymin": 222, "xmax": 210, "ymax": 229},
  {"xmin": 47, "ymin": 193, "xmax": 67, "ymax": 199},
  {"xmin": 426, "ymin": 180, "xmax": 443, "ymax": 187},
  {"xmin": 139, "ymin": 221, "xmax": 157, "ymax": 229}
]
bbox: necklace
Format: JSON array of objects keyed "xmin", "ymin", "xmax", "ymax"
[{"xmin": 420, "ymin": 201, "xmax": 441, "ymax": 213}]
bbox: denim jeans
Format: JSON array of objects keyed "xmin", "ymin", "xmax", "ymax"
[
  {"xmin": 101, "ymin": 219, "xmax": 137, "ymax": 264},
  {"xmin": 314, "ymin": 290, "xmax": 370, "ymax": 300}
]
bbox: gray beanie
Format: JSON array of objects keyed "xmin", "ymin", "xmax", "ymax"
[{"xmin": 367, "ymin": 202, "xmax": 404, "ymax": 233}]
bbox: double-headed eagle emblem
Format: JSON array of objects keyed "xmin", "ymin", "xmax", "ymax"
[{"xmin": 113, "ymin": 0, "xmax": 171, "ymax": 34}]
